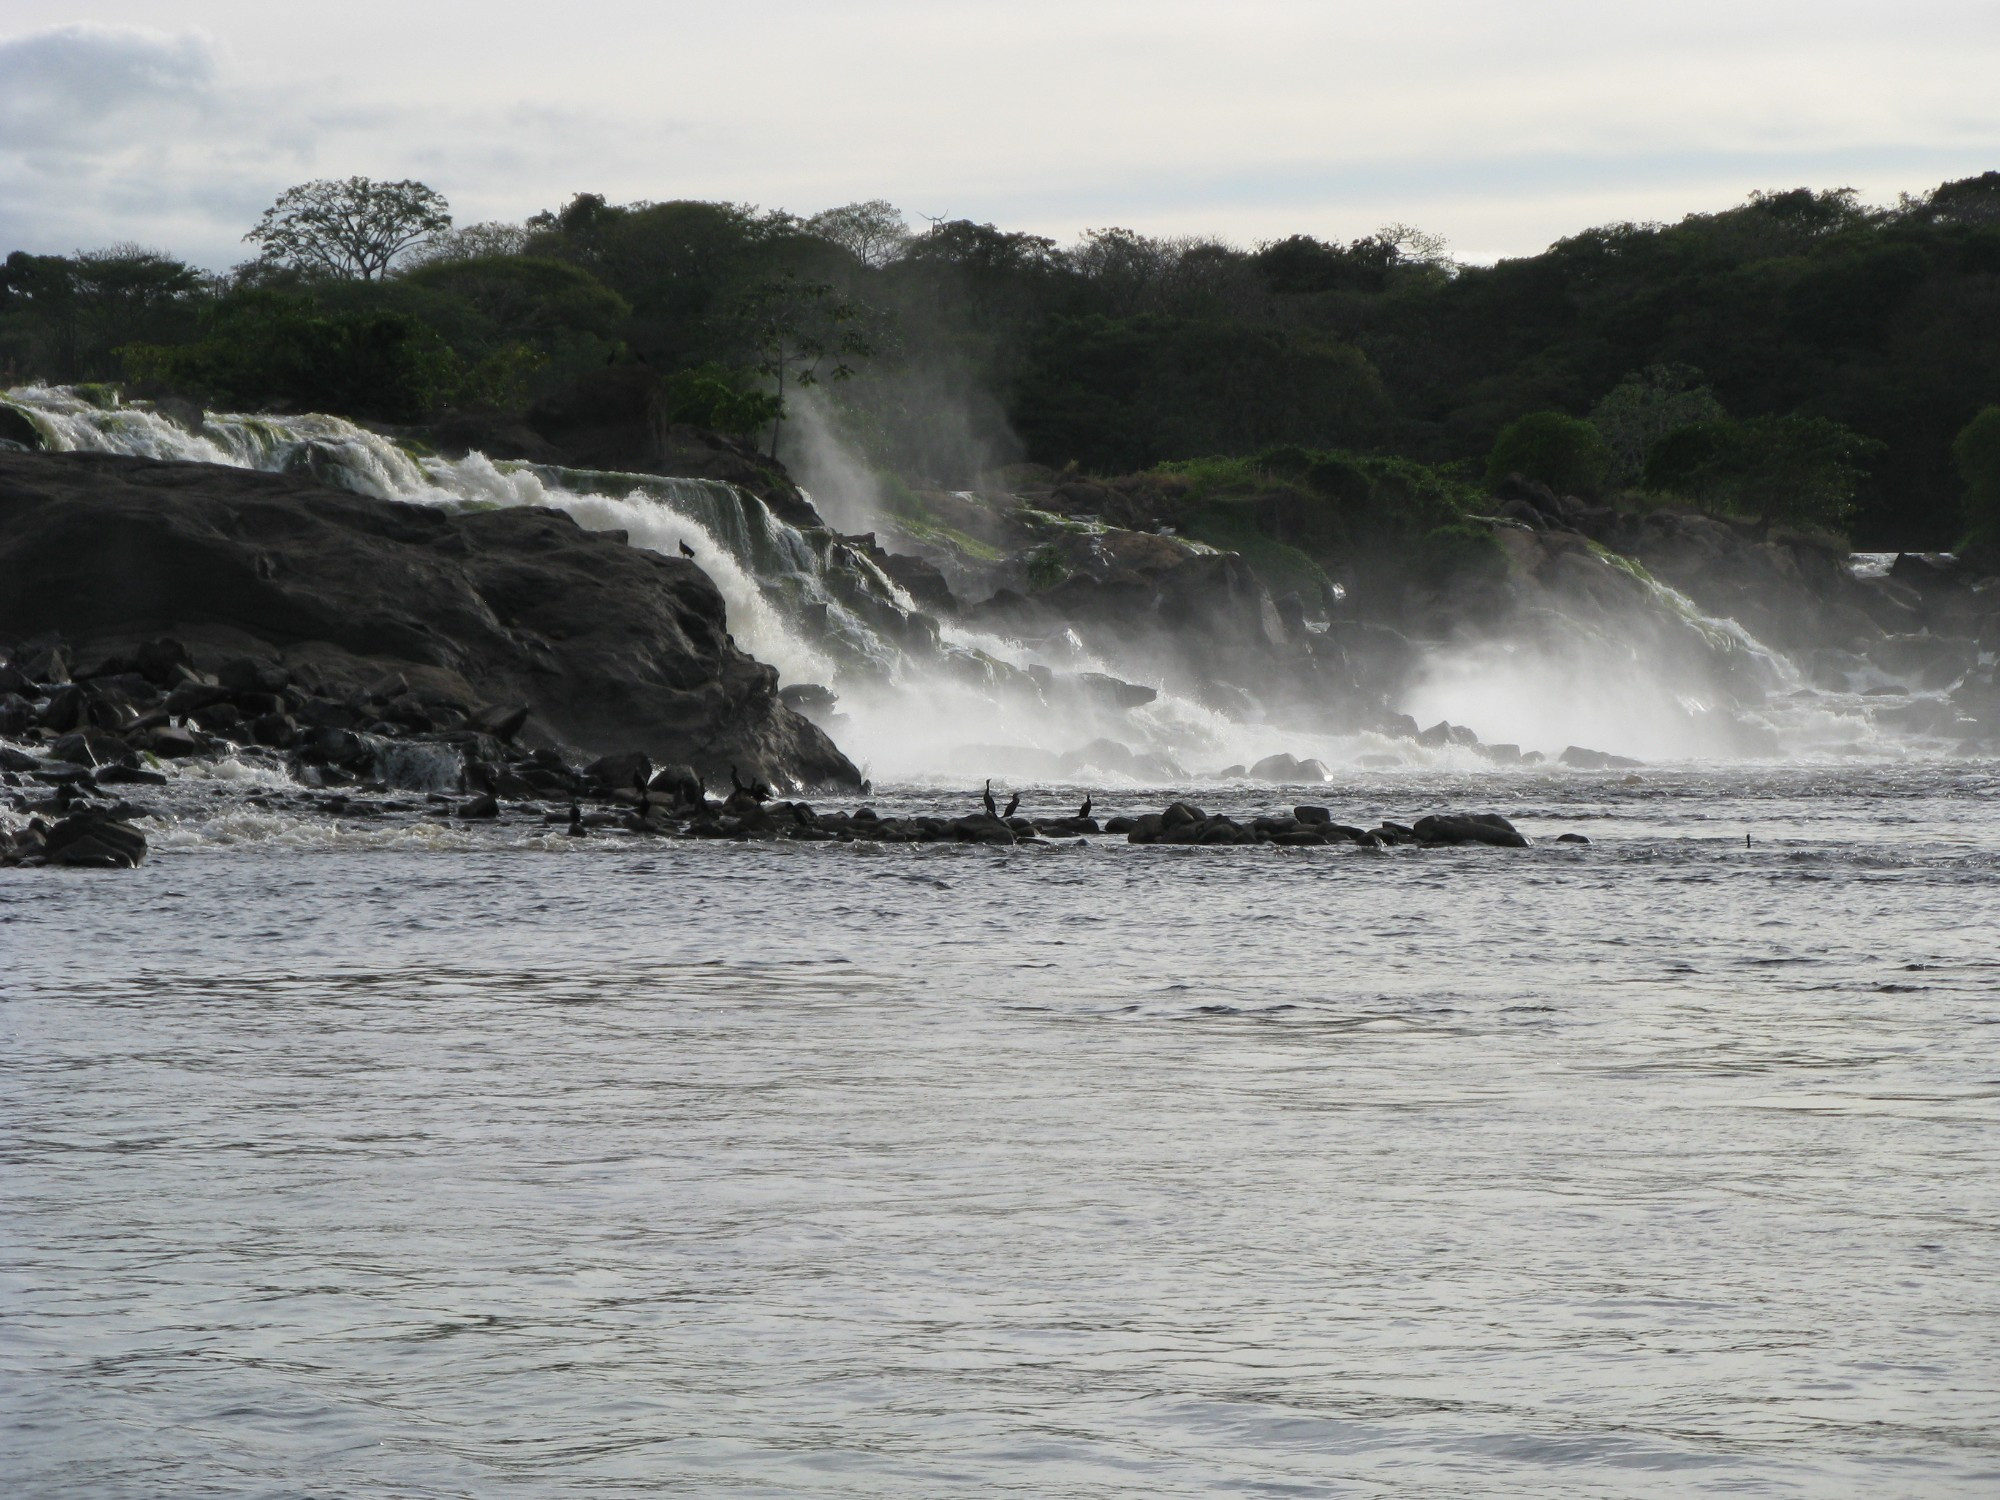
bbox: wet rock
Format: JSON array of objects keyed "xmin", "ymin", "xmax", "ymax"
[
  {"xmin": 1558, "ymin": 745, "xmax": 1644, "ymax": 770},
  {"xmin": 472, "ymin": 703, "xmax": 532, "ymax": 743},
  {"xmin": 951, "ymin": 813, "xmax": 1016, "ymax": 844},
  {"xmin": 0, "ymin": 449, "xmax": 857, "ymax": 789},
  {"xmin": 1293, "ymin": 805, "xmax": 1332, "ymax": 826},
  {"xmin": 49, "ymin": 729, "xmax": 131, "ymax": 767},
  {"xmin": 217, "ymin": 657, "xmax": 291, "ymax": 696},
  {"xmin": 1247, "ymin": 752, "xmax": 1329, "ymax": 782},
  {"xmin": 1555, "ymin": 832, "xmax": 1591, "ymax": 844},
  {"xmin": 1413, "ymin": 812, "xmax": 1528, "ymax": 848},
  {"xmin": 455, "ymin": 793, "xmax": 499, "ymax": 819},
  {"xmin": 585, "ymin": 750, "xmax": 652, "ymax": 793},
  {"xmin": 43, "ymin": 812, "xmax": 147, "ymax": 868},
  {"xmin": 144, "ymin": 725, "xmax": 202, "ymax": 757},
  {"xmin": 15, "ymin": 641, "xmax": 68, "ymax": 685}
]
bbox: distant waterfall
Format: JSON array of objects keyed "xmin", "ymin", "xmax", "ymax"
[{"xmin": 5, "ymin": 384, "xmax": 1955, "ymax": 774}]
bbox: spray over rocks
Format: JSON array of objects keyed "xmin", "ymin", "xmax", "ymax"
[{"xmin": 5, "ymin": 382, "xmax": 1998, "ymax": 815}]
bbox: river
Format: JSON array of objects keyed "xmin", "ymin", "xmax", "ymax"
[{"xmin": 4, "ymin": 764, "xmax": 1998, "ymax": 1495}]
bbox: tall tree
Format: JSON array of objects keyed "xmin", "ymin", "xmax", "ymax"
[
  {"xmin": 734, "ymin": 273, "xmax": 881, "ymax": 457},
  {"xmin": 245, "ymin": 177, "xmax": 452, "ymax": 281}
]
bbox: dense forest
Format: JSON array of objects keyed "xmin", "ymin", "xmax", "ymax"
[{"xmin": 4, "ymin": 172, "xmax": 1999, "ymax": 550}]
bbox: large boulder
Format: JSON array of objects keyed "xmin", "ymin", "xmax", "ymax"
[{"xmin": 0, "ymin": 450, "xmax": 859, "ymax": 789}]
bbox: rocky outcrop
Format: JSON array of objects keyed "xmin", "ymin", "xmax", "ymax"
[{"xmin": 0, "ymin": 450, "xmax": 859, "ymax": 788}]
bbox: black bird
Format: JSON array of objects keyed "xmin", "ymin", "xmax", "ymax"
[
  {"xmin": 731, "ymin": 764, "xmax": 773, "ymax": 803},
  {"xmin": 1002, "ymin": 791, "xmax": 1020, "ymax": 819},
  {"xmin": 567, "ymin": 800, "xmax": 585, "ymax": 837},
  {"xmin": 982, "ymin": 779, "xmax": 998, "ymax": 817},
  {"xmin": 678, "ymin": 540, "xmax": 696, "ymax": 560},
  {"xmin": 1077, "ymin": 793, "xmax": 1092, "ymax": 819}
]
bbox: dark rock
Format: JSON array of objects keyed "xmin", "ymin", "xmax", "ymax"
[
  {"xmin": 0, "ymin": 691, "xmax": 32, "ymax": 735},
  {"xmin": 95, "ymin": 763, "xmax": 168, "ymax": 785},
  {"xmin": 472, "ymin": 703, "xmax": 531, "ymax": 742},
  {"xmin": 50, "ymin": 729, "xmax": 131, "ymax": 767},
  {"xmin": 1161, "ymin": 801, "xmax": 1207, "ymax": 829},
  {"xmin": 217, "ymin": 656, "xmax": 291, "ymax": 695},
  {"xmin": 16, "ymin": 640, "xmax": 68, "ymax": 684},
  {"xmin": 1555, "ymin": 832, "xmax": 1591, "ymax": 844},
  {"xmin": 44, "ymin": 813, "xmax": 147, "ymax": 868},
  {"xmin": 0, "ymin": 449, "xmax": 858, "ymax": 789},
  {"xmin": 0, "ymin": 402, "xmax": 47, "ymax": 451},
  {"xmin": 1293, "ymin": 805, "xmax": 1332, "ymax": 826},
  {"xmin": 1412, "ymin": 812, "xmax": 1528, "ymax": 848},
  {"xmin": 1558, "ymin": 746, "xmax": 1644, "ymax": 770},
  {"xmin": 585, "ymin": 750, "xmax": 652, "ymax": 792},
  {"xmin": 1248, "ymin": 752, "xmax": 1323, "ymax": 782},
  {"xmin": 192, "ymin": 701, "xmax": 243, "ymax": 735},
  {"xmin": 39, "ymin": 685, "xmax": 85, "ymax": 732},
  {"xmin": 778, "ymin": 683, "xmax": 838, "ymax": 718},
  {"xmin": 456, "ymin": 793, "xmax": 499, "ymax": 819}
]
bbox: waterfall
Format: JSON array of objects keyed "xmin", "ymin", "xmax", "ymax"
[{"xmin": 5, "ymin": 384, "xmax": 1959, "ymax": 774}]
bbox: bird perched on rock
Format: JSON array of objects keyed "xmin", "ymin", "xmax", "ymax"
[
  {"xmin": 730, "ymin": 764, "xmax": 772, "ymax": 802},
  {"xmin": 982, "ymin": 779, "xmax": 998, "ymax": 817},
  {"xmin": 1002, "ymin": 791, "xmax": 1020, "ymax": 818},
  {"xmin": 1077, "ymin": 793, "xmax": 1092, "ymax": 818},
  {"xmin": 678, "ymin": 540, "xmax": 696, "ymax": 560},
  {"xmin": 566, "ymin": 801, "xmax": 585, "ymax": 837}
]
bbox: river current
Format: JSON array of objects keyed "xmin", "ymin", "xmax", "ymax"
[{"xmin": 4, "ymin": 765, "xmax": 1998, "ymax": 1496}]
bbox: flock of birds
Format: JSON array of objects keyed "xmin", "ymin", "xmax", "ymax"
[{"xmin": 984, "ymin": 779, "xmax": 1090, "ymax": 821}]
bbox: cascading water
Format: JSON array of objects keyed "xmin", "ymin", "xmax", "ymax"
[{"xmin": 5, "ymin": 385, "xmax": 1973, "ymax": 776}]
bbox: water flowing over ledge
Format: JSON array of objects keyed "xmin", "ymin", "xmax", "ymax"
[{"xmin": 6, "ymin": 385, "xmax": 1995, "ymax": 780}]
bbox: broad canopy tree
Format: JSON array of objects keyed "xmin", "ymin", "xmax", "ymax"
[{"xmin": 246, "ymin": 178, "xmax": 452, "ymax": 281}]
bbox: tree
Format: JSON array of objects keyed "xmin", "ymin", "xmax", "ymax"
[
  {"xmin": 805, "ymin": 200, "xmax": 911, "ymax": 267},
  {"xmin": 1644, "ymin": 413, "xmax": 1880, "ymax": 531},
  {"xmin": 1485, "ymin": 411, "xmax": 1611, "ymax": 494},
  {"xmin": 245, "ymin": 177, "xmax": 452, "ymax": 281},
  {"xmin": 1587, "ymin": 366, "xmax": 1728, "ymax": 486},
  {"xmin": 1953, "ymin": 406, "xmax": 2000, "ymax": 553},
  {"xmin": 734, "ymin": 273, "xmax": 882, "ymax": 458}
]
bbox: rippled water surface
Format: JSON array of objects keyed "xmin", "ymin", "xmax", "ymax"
[{"xmin": 5, "ymin": 767, "xmax": 2000, "ymax": 1496}]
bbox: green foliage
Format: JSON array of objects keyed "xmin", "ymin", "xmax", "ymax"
[
  {"xmin": 122, "ymin": 293, "xmax": 463, "ymax": 421},
  {"xmin": 662, "ymin": 364, "xmax": 783, "ymax": 440},
  {"xmin": 1414, "ymin": 522, "xmax": 1506, "ymax": 585},
  {"xmin": 1587, "ymin": 366, "xmax": 1728, "ymax": 484},
  {"xmin": 1183, "ymin": 504, "xmax": 1334, "ymax": 600},
  {"xmin": 1643, "ymin": 413, "xmax": 1882, "ymax": 530},
  {"xmin": 1, "ymin": 247, "xmax": 205, "ymax": 381},
  {"xmin": 1023, "ymin": 543, "xmax": 1070, "ymax": 592},
  {"xmin": 1485, "ymin": 411, "xmax": 1612, "ymax": 494},
  {"xmin": 246, "ymin": 177, "xmax": 452, "ymax": 281},
  {"xmin": 1953, "ymin": 406, "xmax": 2000, "ymax": 545},
  {"xmin": 1014, "ymin": 314, "xmax": 1388, "ymax": 473}
]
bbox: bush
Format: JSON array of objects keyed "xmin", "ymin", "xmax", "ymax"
[
  {"xmin": 661, "ymin": 364, "xmax": 783, "ymax": 440},
  {"xmin": 1643, "ymin": 413, "xmax": 1880, "ymax": 531},
  {"xmin": 1414, "ymin": 521, "xmax": 1506, "ymax": 585},
  {"xmin": 122, "ymin": 293, "xmax": 462, "ymax": 421},
  {"xmin": 1485, "ymin": 411, "xmax": 1611, "ymax": 494},
  {"xmin": 1954, "ymin": 405, "xmax": 2000, "ymax": 546}
]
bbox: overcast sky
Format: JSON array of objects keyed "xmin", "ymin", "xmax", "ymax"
[{"xmin": 3, "ymin": 0, "xmax": 1997, "ymax": 268}]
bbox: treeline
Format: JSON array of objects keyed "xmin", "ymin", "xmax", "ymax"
[{"xmin": 4, "ymin": 173, "xmax": 1999, "ymax": 547}]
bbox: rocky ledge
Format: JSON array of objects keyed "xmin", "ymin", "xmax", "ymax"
[{"xmin": 0, "ymin": 450, "xmax": 860, "ymax": 792}]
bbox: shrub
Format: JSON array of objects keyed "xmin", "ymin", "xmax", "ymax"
[
  {"xmin": 1485, "ymin": 411, "xmax": 1611, "ymax": 494},
  {"xmin": 1644, "ymin": 413, "xmax": 1880, "ymax": 531},
  {"xmin": 1954, "ymin": 405, "xmax": 2000, "ymax": 547}
]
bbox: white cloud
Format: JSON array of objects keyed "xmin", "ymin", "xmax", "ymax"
[{"xmin": 1, "ymin": 3, "xmax": 1996, "ymax": 265}]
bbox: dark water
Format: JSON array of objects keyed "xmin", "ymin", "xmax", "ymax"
[{"xmin": 5, "ymin": 767, "xmax": 2000, "ymax": 1496}]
